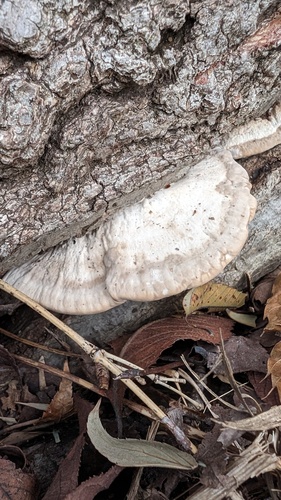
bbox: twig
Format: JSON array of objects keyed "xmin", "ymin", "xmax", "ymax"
[
  {"xmin": 92, "ymin": 349, "xmax": 197, "ymax": 453},
  {"xmin": 0, "ymin": 326, "xmax": 79, "ymax": 357},
  {"xmin": 13, "ymin": 353, "xmax": 106, "ymax": 396},
  {"xmin": 188, "ymin": 434, "xmax": 281, "ymax": 499},
  {"xmin": 180, "ymin": 357, "xmax": 242, "ymax": 413},
  {"xmin": 179, "ymin": 364, "xmax": 218, "ymax": 418},
  {"xmin": 0, "ymin": 279, "xmax": 197, "ymax": 453}
]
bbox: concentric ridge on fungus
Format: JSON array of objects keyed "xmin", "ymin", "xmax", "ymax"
[{"xmin": 4, "ymin": 150, "xmax": 257, "ymax": 314}]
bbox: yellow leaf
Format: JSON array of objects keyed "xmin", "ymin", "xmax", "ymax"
[{"xmin": 183, "ymin": 282, "xmax": 247, "ymax": 316}]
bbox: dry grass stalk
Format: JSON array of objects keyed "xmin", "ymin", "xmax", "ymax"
[
  {"xmin": 0, "ymin": 278, "xmax": 197, "ymax": 453},
  {"xmin": 188, "ymin": 434, "xmax": 281, "ymax": 500}
]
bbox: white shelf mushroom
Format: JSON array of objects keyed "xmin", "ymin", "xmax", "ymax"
[
  {"xmin": 225, "ymin": 101, "xmax": 281, "ymax": 159},
  {"xmin": 4, "ymin": 150, "xmax": 256, "ymax": 314},
  {"xmin": 5, "ymin": 100, "xmax": 281, "ymax": 314}
]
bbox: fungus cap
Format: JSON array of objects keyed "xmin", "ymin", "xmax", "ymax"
[
  {"xmin": 225, "ymin": 101, "xmax": 281, "ymax": 159},
  {"xmin": 4, "ymin": 150, "xmax": 256, "ymax": 314}
]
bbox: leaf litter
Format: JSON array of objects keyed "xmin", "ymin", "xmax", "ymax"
[{"xmin": 0, "ymin": 273, "xmax": 281, "ymax": 498}]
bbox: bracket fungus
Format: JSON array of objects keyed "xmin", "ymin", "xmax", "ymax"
[
  {"xmin": 225, "ymin": 101, "xmax": 281, "ymax": 159},
  {"xmin": 4, "ymin": 150, "xmax": 256, "ymax": 314}
]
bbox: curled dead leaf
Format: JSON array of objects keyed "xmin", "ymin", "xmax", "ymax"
[
  {"xmin": 183, "ymin": 283, "xmax": 246, "ymax": 316},
  {"xmin": 251, "ymin": 267, "xmax": 281, "ymax": 311},
  {"xmin": 0, "ymin": 457, "xmax": 36, "ymax": 500},
  {"xmin": 40, "ymin": 360, "xmax": 73, "ymax": 422},
  {"xmin": 264, "ymin": 272, "xmax": 281, "ymax": 332},
  {"xmin": 226, "ymin": 309, "xmax": 257, "ymax": 327},
  {"xmin": 120, "ymin": 316, "xmax": 234, "ymax": 369},
  {"xmin": 267, "ymin": 340, "xmax": 281, "ymax": 402}
]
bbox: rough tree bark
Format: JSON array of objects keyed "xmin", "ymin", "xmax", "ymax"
[{"xmin": 0, "ymin": 1, "xmax": 280, "ymax": 339}]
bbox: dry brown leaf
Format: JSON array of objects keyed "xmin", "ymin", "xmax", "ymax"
[
  {"xmin": 64, "ymin": 465, "xmax": 123, "ymax": 500},
  {"xmin": 0, "ymin": 344, "xmax": 22, "ymax": 412},
  {"xmin": 251, "ymin": 267, "xmax": 281, "ymax": 311},
  {"xmin": 120, "ymin": 316, "xmax": 234, "ymax": 369},
  {"xmin": 0, "ymin": 457, "xmax": 37, "ymax": 500},
  {"xmin": 189, "ymin": 435, "xmax": 280, "ymax": 500},
  {"xmin": 43, "ymin": 395, "xmax": 94, "ymax": 500},
  {"xmin": 206, "ymin": 336, "xmax": 268, "ymax": 376},
  {"xmin": 248, "ymin": 371, "xmax": 279, "ymax": 406},
  {"xmin": 109, "ymin": 333, "xmax": 132, "ymax": 355},
  {"xmin": 40, "ymin": 360, "xmax": 73, "ymax": 422},
  {"xmin": 266, "ymin": 274, "xmax": 281, "ymax": 401},
  {"xmin": 264, "ymin": 272, "xmax": 281, "ymax": 332},
  {"xmin": 42, "ymin": 433, "xmax": 85, "ymax": 500},
  {"xmin": 183, "ymin": 283, "xmax": 246, "ymax": 316},
  {"xmin": 196, "ymin": 423, "xmax": 227, "ymax": 488},
  {"xmin": 1, "ymin": 380, "xmax": 22, "ymax": 411},
  {"xmin": 0, "ymin": 445, "xmax": 27, "ymax": 469},
  {"xmin": 267, "ymin": 340, "xmax": 281, "ymax": 402}
]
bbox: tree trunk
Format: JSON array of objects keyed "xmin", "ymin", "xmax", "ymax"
[{"xmin": 0, "ymin": 1, "xmax": 280, "ymax": 338}]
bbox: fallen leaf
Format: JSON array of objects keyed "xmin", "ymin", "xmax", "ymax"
[
  {"xmin": 197, "ymin": 416, "xmax": 228, "ymax": 488},
  {"xmin": 264, "ymin": 272, "xmax": 281, "ymax": 332},
  {"xmin": 189, "ymin": 435, "xmax": 280, "ymax": 499},
  {"xmin": 0, "ymin": 457, "xmax": 37, "ymax": 500},
  {"xmin": 205, "ymin": 336, "xmax": 268, "ymax": 376},
  {"xmin": 251, "ymin": 268, "xmax": 281, "ymax": 312},
  {"xmin": 226, "ymin": 309, "xmax": 257, "ymax": 327},
  {"xmin": 264, "ymin": 274, "xmax": 281, "ymax": 400},
  {"xmin": 40, "ymin": 360, "xmax": 73, "ymax": 422},
  {"xmin": 87, "ymin": 400, "xmax": 197, "ymax": 470},
  {"xmin": 43, "ymin": 434, "xmax": 85, "ymax": 500},
  {"xmin": 120, "ymin": 316, "xmax": 234, "ymax": 369},
  {"xmin": 43, "ymin": 395, "xmax": 94, "ymax": 500},
  {"xmin": 248, "ymin": 372, "xmax": 279, "ymax": 406},
  {"xmin": 267, "ymin": 340, "xmax": 281, "ymax": 402},
  {"xmin": 1, "ymin": 380, "xmax": 22, "ymax": 412},
  {"xmin": 0, "ymin": 445, "xmax": 26, "ymax": 468},
  {"xmin": 183, "ymin": 283, "xmax": 246, "ymax": 316},
  {"xmin": 64, "ymin": 465, "xmax": 123, "ymax": 500},
  {"xmin": 16, "ymin": 402, "xmax": 48, "ymax": 411}
]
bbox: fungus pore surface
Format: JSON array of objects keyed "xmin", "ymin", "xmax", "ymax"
[{"xmin": 4, "ymin": 150, "xmax": 256, "ymax": 314}]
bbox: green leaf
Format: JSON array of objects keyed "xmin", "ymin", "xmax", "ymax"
[{"xmin": 87, "ymin": 401, "xmax": 197, "ymax": 470}]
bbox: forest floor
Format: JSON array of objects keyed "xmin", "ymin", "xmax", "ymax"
[{"xmin": 0, "ymin": 268, "xmax": 280, "ymax": 499}]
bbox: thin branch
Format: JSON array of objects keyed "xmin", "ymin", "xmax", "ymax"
[{"xmin": 0, "ymin": 279, "xmax": 197, "ymax": 453}]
